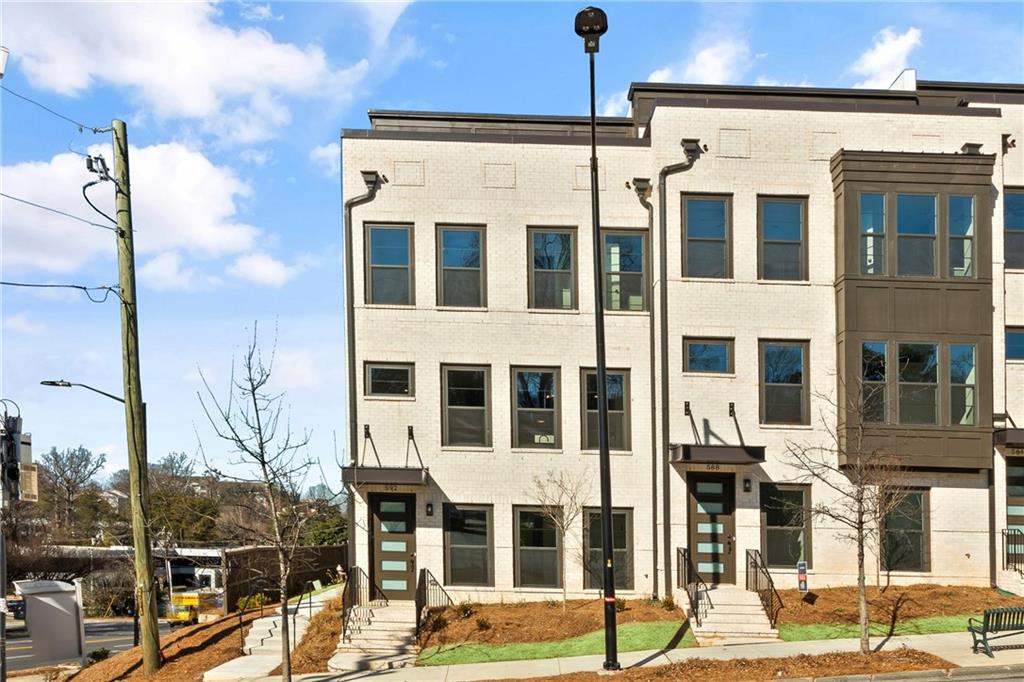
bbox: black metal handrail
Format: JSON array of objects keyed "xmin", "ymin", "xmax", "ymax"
[
  {"xmin": 341, "ymin": 565, "xmax": 388, "ymax": 644},
  {"xmin": 1003, "ymin": 528, "xmax": 1024, "ymax": 572},
  {"xmin": 415, "ymin": 567, "xmax": 454, "ymax": 635},
  {"xmin": 291, "ymin": 580, "xmax": 316, "ymax": 637},
  {"xmin": 676, "ymin": 547, "xmax": 709, "ymax": 627},
  {"xmin": 745, "ymin": 549, "xmax": 783, "ymax": 628},
  {"xmin": 237, "ymin": 577, "xmax": 274, "ymax": 654}
]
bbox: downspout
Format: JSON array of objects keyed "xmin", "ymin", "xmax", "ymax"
[
  {"xmin": 342, "ymin": 154, "xmax": 385, "ymax": 570},
  {"xmin": 631, "ymin": 177, "xmax": 657, "ymax": 597},
  {"xmin": 657, "ymin": 139, "xmax": 704, "ymax": 596}
]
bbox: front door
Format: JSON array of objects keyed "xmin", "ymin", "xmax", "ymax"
[
  {"xmin": 687, "ymin": 473, "xmax": 736, "ymax": 584},
  {"xmin": 369, "ymin": 493, "xmax": 417, "ymax": 600}
]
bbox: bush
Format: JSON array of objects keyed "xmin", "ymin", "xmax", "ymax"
[
  {"xmin": 87, "ymin": 648, "xmax": 111, "ymax": 664},
  {"xmin": 615, "ymin": 598, "xmax": 627, "ymax": 613},
  {"xmin": 544, "ymin": 598, "xmax": 560, "ymax": 609},
  {"xmin": 455, "ymin": 600, "xmax": 475, "ymax": 619},
  {"xmin": 660, "ymin": 595, "xmax": 676, "ymax": 611},
  {"xmin": 426, "ymin": 612, "xmax": 448, "ymax": 633},
  {"xmin": 475, "ymin": 616, "xmax": 491, "ymax": 631},
  {"xmin": 237, "ymin": 592, "xmax": 271, "ymax": 611}
]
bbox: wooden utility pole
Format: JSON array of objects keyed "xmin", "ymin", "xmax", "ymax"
[{"xmin": 112, "ymin": 119, "xmax": 161, "ymax": 673}]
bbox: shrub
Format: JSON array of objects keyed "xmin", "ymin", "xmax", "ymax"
[
  {"xmin": 615, "ymin": 598, "xmax": 627, "ymax": 613},
  {"xmin": 475, "ymin": 616, "xmax": 491, "ymax": 631},
  {"xmin": 427, "ymin": 613, "xmax": 449, "ymax": 633},
  {"xmin": 660, "ymin": 595, "xmax": 676, "ymax": 611},
  {"xmin": 455, "ymin": 600, "xmax": 475, "ymax": 619},
  {"xmin": 87, "ymin": 648, "xmax": 111, "ymax": 664},
  {"xmin": 544, "ymin": 598, "xmax": 560, "ymax": 609},
  {"xmin": 237, "ymin": 592, "xmax": 271, "ymax": 611}
]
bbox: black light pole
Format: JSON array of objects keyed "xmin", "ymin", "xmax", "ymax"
[{"xmin": 575, "ymin": 6, "xmax": 619, "ymax": 671}]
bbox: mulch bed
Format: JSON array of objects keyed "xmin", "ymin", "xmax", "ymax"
[
  {"xmin": 501, "ymin": 648, "xmax": 954, "ymax": 681},
  {"xmin": 420, "ymin": 598, "xmax": 682, "ymax": 649},
  {"xmin": 776, "ymin": 584, "xmax": 1024, "ymax": 626},
  {"xmin": 270, "ymin": 595, "xmax": 344, "ymax": 675},
  {"xmin": 66, "ymin": 606, "xmax": 273, "ymax": 681}
]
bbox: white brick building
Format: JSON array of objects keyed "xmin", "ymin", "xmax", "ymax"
[{"xmin": 339, "ymin": 73, "xmax": 1024, "ymax": 613}]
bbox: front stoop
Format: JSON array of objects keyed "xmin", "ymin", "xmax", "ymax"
[
  {"xmin": 690, "ymin": 585, "xmax": 780, "ymax": 646},
  {"xmin": 329, "ymin": 601, "xmax": 419, "ymax": 672}
]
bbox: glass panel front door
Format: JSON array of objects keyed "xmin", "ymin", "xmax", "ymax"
[
  {"xmin": 687, "ymin": 473, "xmax": 736, "ymax": 584},
  {"xmin": 370, "ymin": 494, "xmax": 416, "ymax": 600}
]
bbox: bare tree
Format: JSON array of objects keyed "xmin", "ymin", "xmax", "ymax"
[
  {"xmin": 782, "ymin": 384, "xmax": 911, "ymax": 654},
  {"xmin": 41, "ymin": 446, "xmax": 106, "ymax": 531},
  {"xmin": 196, "ymin": 324, "xmax": 315, "ymax": 682},
  {"xmin": 528, "ymin": 470, "xmax": 590, "ymax": 609}
]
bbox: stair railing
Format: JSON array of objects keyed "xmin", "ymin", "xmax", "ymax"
[
  {"xmin": 745, "ymin": 549, "xmax": 783, "ymax": 628},
  {"xmin": 415, "ymin": 567, "xmax": 454, "ymax": 635},
  {"xmin": 1003, "ymin": 528, "xmax": 1024, "ymax": 572},
  {"xmin": 291, "ymin": 580, "xmax": 316, "ymax": 637},
  {"xmin": 676, "ymin": 547, "xmax": 709, "ymax": 628}
]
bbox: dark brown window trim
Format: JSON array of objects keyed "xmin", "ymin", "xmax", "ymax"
[
  {"xmin": 527, "ymin": 227, "xmax": 579, "ymax": 311},
  {"xmin": 363, "ymin": 362, "xmax": 415, "ymax": 397},
  {"xmin": 443, "ymin": 503, "xmax": 495, "ymax": 587},
  {"xmin": 881, "ymin": 488, "xmax": 932, "ymax": 573},
  {"xmin": 441, "ymin": 364, "xmax": 492, "ymax": 447},
  {"xmin": 511, "ymin": 366, "xmax": 562, "ymax": 449},
  {"xmin": 683, "ymin": 337, "xmax": 735, "ymax": 374},
  {"xmin": 600, "ymin": 226, "xmax": 651, "ymax": 312},
  {"xmin": 757, "ymin": 195, "xmax": 809, "ymax": 282},
  {"xmin": 580, "ymin": 368, "xmax": 631, "ymax": 451},
  {"xmin": 758, "ymin": 339, "xmax": 810, "ymax": 425},
  {"xmin": 436, "ymin": 224, "xmax": 487, "ymax": 308},
  {"xmin": 759, "ymin": 482, "xmax": 813, "ymax": 569},
  {"xmin": 513, "ymin": 505, "xmax": 563, "ymax": 589},
  {"xmin": 582, "ymin": 507, "xmax": 634, "ymax": 590},
  {"xmin": 364, "ymin": 222, "xmax": 415, "ymax": 306},
  {"xmin": 681, "ymin": 193, "xmax": 733, "ymax": 279}
]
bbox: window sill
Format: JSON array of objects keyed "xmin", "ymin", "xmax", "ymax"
[
  {"xmin": 511, "ymin": 448, "xmax": 563, "ymax": 454},
  {"xmin": 759, "ymin": 423, "xmax": 814, "ymax": 430},
  {"xmin": 605, "ymin": 309, "xmax": 650, "ymax": 316},
  {"xmin": 581, "ymin": 449, "xmax": 633, "ymax": 456},
  {"xmin": 1007, "ymin": 359, "xmax": 1024, "ymax": 364},
  {"xmin": 436, "ymin": 306, "xmax": 489, "ymax": 312},
  {"xmin": 756, "ymin": 279, "xmax": 812, "ymax": 286},
  {"xmin": 682, "ymin": 371, "xmax": 737, "ymax": 378},
  {"xmin": 364, "ymin": 395, "xmax": 416, "ymax": 402},
  {"xmin": 445, "ymin": 584, "xmax": 496, "ymax": 590},
  {"xmin": 513, "ymin": 586, "xmax": 564, "ymax": 592},
  {"xmin": 441, "ymin": 446, "xmax": 495, "ymax": 453},
  {"xmin": 528, "ymin": 308, "xmax": 581, "ymax": 315},
  {"xmin": 679, "ymin": 277, "xmax": 735, "ymax": 283},
  {"xmin": 364, "ymin": 303, "xmax": 416, "ymax": 310}
]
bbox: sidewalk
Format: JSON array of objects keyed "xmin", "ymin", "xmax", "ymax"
[{"xmin": 240, "ymin": 630, "xmax": 1024, "ymax": 681}]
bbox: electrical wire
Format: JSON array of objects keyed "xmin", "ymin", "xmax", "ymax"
[
  {"xmin": 1, "ymin": 85, "xmax": 110, "ymax": 134},
  {"xmin": 82, "ymin": 181, "xmax": 118, "ymax": 227},
  {"xmin": 0, "ymin": 280, "xmax": 121, "ymax": 304},
  {"xmin": 0, "ymin": 191, "xmax": 120, "ymax": 233}
]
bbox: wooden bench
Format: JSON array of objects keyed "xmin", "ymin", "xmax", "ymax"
[{"xmin": 968, "ymin": 606, "xmax": 1024, "ymax": 657}]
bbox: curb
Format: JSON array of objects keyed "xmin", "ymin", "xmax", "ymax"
[{"xmin": 783, "ymin": 663, "xmax": 1024, "ymax": 682}]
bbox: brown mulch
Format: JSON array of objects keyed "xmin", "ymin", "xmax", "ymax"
[
  {"xmin": 420, "ymin": 598, "xmax": 682, "ymax": 649},
  {"xmin": 499, "ymin": 648, "xmax": 954, "ymax": 681},
  {"xmin": 67, "ymin": 606, "xmax": 273, "ymax": 681},
  {"xmin": 776, "ymin": 584, "xmax": 1024, "ymax": 626},
  {"xmin": 270, "ymin": 595, "xmax": 344, "ymax": 675}
]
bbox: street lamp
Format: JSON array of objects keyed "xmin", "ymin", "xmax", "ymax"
[
  {"xmin": 41, "ymin": 380, "xmax": 125, "ymax": 404},
  {"xmin": 574, "ymin": 5, "xmax": 619, "ymax": 671}
]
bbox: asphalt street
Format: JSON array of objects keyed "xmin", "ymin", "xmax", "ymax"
[{"xmin": 4, "ymin": 619, "xmax": 171, "ymax": 671}]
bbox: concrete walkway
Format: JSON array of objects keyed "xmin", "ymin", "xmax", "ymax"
[{"xmin": 238, "ymin": 630, "xmax": 1024, "ymax": 681}]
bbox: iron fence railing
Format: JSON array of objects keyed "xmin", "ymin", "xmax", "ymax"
[
  {"xmin": 415, "ymin": 567, "xmax": 454, "ymax": 635},
  {"xmin": 1003, "ymin": 528, "xmax": 1024, "ymax": 572},
  {"xmin": 676, "ymin": 547, "xmax": 709, "ymax": 628},
  {"xmin": 341, "ymin": 565, "xmax": 387, "ymax": 645},
  {"xmin": 745, "ymin": 549, "xmax": 783, "ymax": 629}
]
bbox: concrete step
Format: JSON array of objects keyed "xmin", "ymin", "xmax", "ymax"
[
  {"xmin": 696, "ymin": 634, "xmax": 782, "ymax": 646},
  {"xmin": 338, "ymin": 644, "xmax": 418, "ymax": 656},
  {"xmin": 699, "ymin": 615, "xmax": 773, "ymax": 627},
  {"xmin": 328, "ymin": 652, "xmax": 417, "ymax": 672},
  {"xmin": 702, "ymin": 602, "xmax": 771, "ymax": 615},
  {"xmin": 698, "ymin": 588, "xmax": 764, "ymax": 605},
  {"xmin": 350, "ymin": 620, "xmax": 418, "ymax": 633}
]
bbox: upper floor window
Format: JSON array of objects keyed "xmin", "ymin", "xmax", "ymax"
[
  {"xmin": 683, "ymin": 196, "xmax": 731, "ymax": 278},
  {"xmin": 897, "ymin": 343, "xmax": 938, "ymax": 424},
  {"xmin": 365, "ymin": 363, "xmax": 413, "ymax": 397},
  {"xmin": 950, "ymin": 344, "xmax": 977, "ymax": 426},
  {"xmin": 948, "ymin": 196, "xmax": 975, "ymax": 278},
  {"xmin": 529, "ymin": 229, "xmax": 576, "ymax": 310},
  {"xmin": 582, "ymin": 369, "xmax": 630, "ymax": 451},
  {"xmin": 367, "ymin": 225, "xmax": 413, "ymax": 305},
  {"xmin": 684, "ymin": 338, "xmax": 733, "ymax": 373},
  {"xmin": 760, "ymin": 341, "xmax": 808, "ymax": 424},
  {"xmin": 512, "ymin": 367, "xmax": 560, "ymax": 449},
  {"xmin": 896, "ymin": 195, "xmax": 936, "ymax": 277},
  {"xmin": 758, "ymin": 197, "xmax": 807, "ymax": 281},
  {"xmin": 603, "ymin": 230, "xmax": 647, "ymax": 311},
  {"xmin": 1009, "ymin": 328, "xmax": 1024, "ymax": 361},
  {"xmin": 1007, "ymin": 190, "xmax": 1024, "ymax": 269},
  {"xmin": 442, "ymin": 365, "xmax": 490, "ymax": 447},
  {"xmin": 438, "ymin": 226, "xmax": 485, "ymax": 307},
  {"xmin": 860, "ymin": 193, "xmax": 886, "ymax": 275},
  {"xmin": 861, "ymin": 342, "xmax": 886, "ymax": 422}
]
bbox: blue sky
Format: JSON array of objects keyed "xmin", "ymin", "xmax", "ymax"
[{"xmin": 2, "ymin": 1, "xmax": 1022, "ymax": 484}]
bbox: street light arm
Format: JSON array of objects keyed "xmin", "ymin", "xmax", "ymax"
[{"xmin": 73, "ymin": 383, "xmax": 126, "ymax": 404}]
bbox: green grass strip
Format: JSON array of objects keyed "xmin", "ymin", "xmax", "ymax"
[
  {"xmin": 418, "ymin": 620, "xmax": 696, "ymax": 666},
  {"xmin": 287, "ymin": 582, "xmax": 342, "ymax": 604},
  {"xmin": 779, "ymin": 614, "xmax": 974, "ymax": 642}
]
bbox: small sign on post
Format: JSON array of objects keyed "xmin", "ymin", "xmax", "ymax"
[{"xmin": 797, "ymin": 560, "xmax": 808, "ymax": 593}]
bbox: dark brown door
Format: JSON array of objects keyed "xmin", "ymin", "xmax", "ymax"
[
  {"xmin": 369, "ymin": 494, "xmax": 417, "ymax": 600},
  {"xmin": 687, "ymin": 473, "xmax": 736, "ymax": 584}
]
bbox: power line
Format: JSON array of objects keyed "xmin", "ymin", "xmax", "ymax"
[
  {"xmin": 1, "ymin": 85, "xmax": 110, "ymax": 134},
  {"xmin": 0, "ymin": 192, "xmax": 120, "ymax": 233},
  {"xmin": 0, "ymin": 280, "xmax": 121, "ymax": 304}
]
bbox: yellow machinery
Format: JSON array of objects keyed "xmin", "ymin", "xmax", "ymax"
[{"xmin": 166, "ymin": 589, "xmax": 199, "ymax": 627}]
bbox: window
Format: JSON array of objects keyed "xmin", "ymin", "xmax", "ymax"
[
  {"xmin": 603, "ymin": 230, "xmax": 647, "ymax": 311},
  {"xmin": 367, "ymin": 225, "xmax": 413, "ymax": 304},
  {"xmin": 515, "ymin": 507, "xmax": 561, "ymax": 588},
  {"xmin": 1009, "ymin": 328, "xmax": 1024, "ymax": 360},
  {"xmin": 760, "ymin": 484, "xmax": 812, "ymax": 568},
  {"xmin": 860, "ymin": 193, "xmax": 886, "ymax": 275},
  {"xmin": 882, "ymin": 490, "xmax": 930, "ymax": 572},
  {"xmin": 897, "ymin": 343, "xmax": 938, "ymax": 424},
  {"xmin": 583, "ymin": 508, "xmax": 633, "ymax": 590},
  {"xmin": 760, "ymin": 341, "xmax": 808, "ymax": 424},
  {"xmin": 438, "ymin": 226, "xmax": 485, "ymax": 307},
  {"xmin": 896, "ymin": 195, "xmax": 936, "ymax": 276},
  {"xmin": 581, "ymin": 370, "xmax": 630, "ymax": 451},
  {"xmin": 1006, "ymin": 191, "xmax": 1024, "ymax": 269},
  {"xmin": 950, "ymin": 344, "xmax": 977, "ymax": 425},
  {"xmin": 529, "ymin": 229, "xmax": 576, "ymax": 310},
  {"xmin": 365, "ymin": 363, "xmax": 413, "ymax": 397},
  {"xmin": 512, "ymin": 368, "xmax": 560, "ymax": 448},
  {"xmin": 444, "ymin": 504, "xmax": 493, "ymax": 586},
  {"xmin": 759, "ymin": 197, "xmax": 806, "ymax": 281},
  {"xmin": 861, "ymin": 342, "xmax": 886, "ymax": 422},
  {"xmin": 948, "ymin": 196, "xmax": 975, "ymax": 277},
  {"xmin": 683, "ymin": 196, "xmax": 730, "ymax": 278},
  {"xmin": 442, "ymin": 366, "xmax": 490, "ymax": 446},
  {"xmin": 684, "ymin": 338, "xmax": 734, "ymax": 373}
]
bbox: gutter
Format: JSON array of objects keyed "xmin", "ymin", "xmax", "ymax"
[{"xmin": 656, "ymin": 139, "xmax": 704, "ymax": 595}]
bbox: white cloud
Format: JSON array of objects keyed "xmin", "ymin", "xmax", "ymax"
[
  {"xmin": 357, "ymin": 1, "xmax": 413, "ymax": 47},
  {"xmin": 139, "ymin": 252, "xmax": 221, "ymax": 292},
  {"xmin": 851, "ymin": 27, "xmax": 922, "ymax": 89},
  {"xmin": 3, "ymin": 312, "xmax": 44, "ymax": 335},
  {"xmin": 4, "ymin": 2, "xmax": 373, "ymax": 144},
  {"xmin": 2, "ymin": 143, "xmax": 258, "ymax": 273},
  {"xmin": 309, "ymin": 142, "xmax": 341, "ymax": 177},
  {"xmin": 227, "ymin": 252, "xmax": 305, "ymax": 286},
  {"xmin": 239, "ymin": 148, "xmax": 272, "ymax": 166},
  {"xmin": 755, "ymin": 76, "xmax": 813, "ymax": 87},
  {"xmin": 273, "ymin": 349, "xmax": 321, "ymax": 390},
  {"xmin": 240, "ymin": 3, "xmax": 282, "ymax": 22}
]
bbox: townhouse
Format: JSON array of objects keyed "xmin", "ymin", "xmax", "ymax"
[{"xmin": 339, "ymin": 71, "xmax": 1024, "ymax": 611}]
